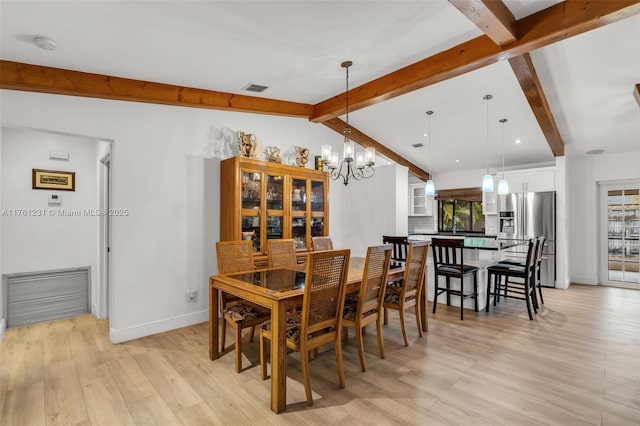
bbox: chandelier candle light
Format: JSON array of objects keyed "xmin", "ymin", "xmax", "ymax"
[
  {"xmin": 498, "ymin": 118, "xmax": 509, "ymax": 195},
  {"xmin": 424, "ymin": 110, "xmax": 435, "ymax": 196},
  {"xmin": 321, "ymin": 61, "xmax": 375, "ymax": 185},
  {"xmin": 482, "ymin": 94, "xmax": 494, "ymax": 193}
]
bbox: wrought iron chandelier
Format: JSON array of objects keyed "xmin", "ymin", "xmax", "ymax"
[{"xmin": 321, "ymin": 61, "xmax": 375, "ymax": 186}]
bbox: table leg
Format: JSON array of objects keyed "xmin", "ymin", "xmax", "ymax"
[
  {"xmin": 270, "ymin": 301, "xmax": 287, "ymax": 413},
  {"xmin": 209, "ymin": 280, "xmax": 219, "ymax": 360}
]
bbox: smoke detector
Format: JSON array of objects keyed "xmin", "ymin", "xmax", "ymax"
[{"xmin": 33, "ymin": 36, "xmax": 58, "ymax": 51}]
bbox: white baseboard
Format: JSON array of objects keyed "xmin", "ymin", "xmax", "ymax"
[
  {"xmin": 109, "ymin": 309, "xmax": 208, "ymax": 344},
  {"xmin": 570, "ymin": 276, "xmax": 598, "ymax": 286},
  {"xmin": 0, "ymin": 318, "xmax": 5, "ymax": 343}
]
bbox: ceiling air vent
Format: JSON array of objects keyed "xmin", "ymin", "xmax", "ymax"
[
  {"xmin": 412, "ymin": 143, "xmax": 424, "ymax": 148},
  {"xmin": 242, "ymin": 83, "xmax": 269, "ymax": 93}
]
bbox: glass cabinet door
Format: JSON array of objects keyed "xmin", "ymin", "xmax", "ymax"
[
  {"xmin": 266, "ymin": 174, "xmax": 284, "ymax": 210},
  {"xmin": 241, "ymin": 170, "xmax": 262, "ymax": 252},
  {"xmin": 310, "ymin": 180, "xmax": 324, "ymax": 212},
  {"xmin": 241, "ymin": 171, "xmax": 261, "ymax": 209},
  {"xmin": 291, "ymin": 178, "xmax": 308, "ymax": 249},
  {"xmin": 241, "ymin": 214, "xmax": 260, "ymax": 252}
]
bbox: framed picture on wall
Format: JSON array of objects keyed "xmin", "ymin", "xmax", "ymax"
[{"xmin": 32, "ymin": 169, "xmax": 76, "ymax": 191}]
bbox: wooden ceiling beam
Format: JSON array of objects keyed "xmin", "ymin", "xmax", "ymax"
[
  {"xmin": 310, "ymin": 0, "xmax": 640, "ymax": 123},
  {"xmin": 508, "ymin": 53, "xmax": 565, "ymax": 157},
  {"xmin": 448, "ymin": 0, "xmax": 517, "ymax": 46},
  {"xmin": 635, "ymin": 83, "xmax": 640, "ymax": 108},
  {"xmin": 322, "ymin": 118, "xmax": 431, "ymax": 182},
  {"xmin": 0, "ymin": 60, "xmax": 314, "ymax": 118}
]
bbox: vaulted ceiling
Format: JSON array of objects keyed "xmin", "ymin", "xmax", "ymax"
[{"xmin": 1, "ymin": 1, "xmax": 639, "ymax": 181}]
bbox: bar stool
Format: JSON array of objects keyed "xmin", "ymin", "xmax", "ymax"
[
  {"xmin": 486, "ymin": 238, "xmax": 537, "ymax": 320},
  {"xmin": 498, "ymin": 236, "xmax": 545, "ymax": 308},
  {"xmin": 431, "ymin": 238, "xmax": 479, "ymax": 321}
]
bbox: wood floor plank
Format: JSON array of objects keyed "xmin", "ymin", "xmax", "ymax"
[
  {"xmin": 1, "ymin": 284, "xmax": 639, "ymax": 425},
  {"xmin": 76, "ymin": 363, "xmax": 136, "ymax": 426},
  {"xmin": 1, "ymin": 381, "xmax": 45, "ymax": 426},
  {"xmin": 43, "ymin": 360, "xmax": 89, "ymax": 426}
]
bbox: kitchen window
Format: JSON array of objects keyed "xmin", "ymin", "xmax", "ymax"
[{"xmin": 438, "ymin": 199, "xmax": 485, "ymax": 233}]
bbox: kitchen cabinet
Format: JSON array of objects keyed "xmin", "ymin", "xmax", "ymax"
[
  {"xmin": 502, "ymin": 167, "xmax": 555, "ymax": 193},
  {"xmin": 409, "ymin": 183, "xmax": 433, "ymax": 216},
  {"xmin": 220, "ymin": 157, "xmax": 329, "ymax": 258}
]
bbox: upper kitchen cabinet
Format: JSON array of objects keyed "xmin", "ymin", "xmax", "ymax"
[
  {"xmin": 220, "ymin": 157, "xmax": 329, "ymax": 258},
  {"xmin": 409, "ymin": 183, "xmax": 433, "ymax": 216},
  {"xmin": 502, "ymin": 167, "xmax": 555, "ymax": 193}
]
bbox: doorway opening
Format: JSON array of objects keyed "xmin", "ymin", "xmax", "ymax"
[{"xmin": 98, "ymin": 149, "xmax": 112, "ymax": 319}]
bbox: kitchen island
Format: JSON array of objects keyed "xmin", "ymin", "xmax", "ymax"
[{"xmin": 418, "ymin": 236, "xmax": 525, "ymax": 314}]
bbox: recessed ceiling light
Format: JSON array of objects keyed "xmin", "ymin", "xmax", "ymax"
[
  {"xmin": 242, "ymin": 83, "xmax": 268, "ymax": 93},
  {"xmin": 586, "ymin": 149, "xmax": 605, "ymax": 155},
  {"xmin": 455, "ymin": 159, "xmax": 460, "ymax": 163},
  {"xmin": 515, "ymin": 139, "xmax": 521, "ymax": 144},
  {"xmin": 423, "ymin": 132, "xmax": 428, "ymax": 137},
  {"xmin": 33, "ymin": 36, "xmax": 57, "ymax": 51}
]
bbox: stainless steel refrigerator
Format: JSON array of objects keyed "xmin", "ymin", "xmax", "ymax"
[{"xmin": 497, "ymin": 191, "xmax": 556, "ymax": 287}]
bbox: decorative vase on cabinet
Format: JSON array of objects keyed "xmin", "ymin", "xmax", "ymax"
[{"xmin": 220, "ymin": 157, "xmax": 329, "ymax": 263}]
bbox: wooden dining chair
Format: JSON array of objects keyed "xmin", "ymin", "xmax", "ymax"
[
  {"xmin": 259, "ymin": 249, "xmax": 351, "ymax": 406},
  {"xmin": 383, "ymin": 241, "xmax": 429, "ymax": 346},
  {"xmin": 342, "ymin": 244, "xmax": 392, "ymax": 371},
  {"xmin": 216, "ymin": 240, "xmax": 271, "ymax": 373},
  {"xmin": 311, "ymin": 236, "xmax": 333, "ymax": 251},
  {"xmin": 431, "ymin": 238, "xmax": 480, "ymax": 321},
  {"xmin": 267, "ymin": 238, "xmax": 298, "ymax": 268}
]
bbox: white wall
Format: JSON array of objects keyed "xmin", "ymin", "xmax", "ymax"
[
  {"xmin": 0, "ymin": 89, "xmax": 348, "ymax": 342},
  {"xmin": 568, "ymin": 151, "xmax": 640, "ymax": 285},
  {"xmin": 331, "ymin": 163, "xmax": 408, "ymax": 257},
  {"xmin": 1, "ymin": 126, "xmax": 100, "ymax": 317}
]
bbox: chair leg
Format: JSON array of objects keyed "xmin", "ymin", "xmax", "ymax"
[
  {"xmin": 376, "ymin": 318, "xmax": 385, "ymax": 359},
  {"xmin": 446, "ymin": 277, "xmax": 451, "ymax": 306},
  {"xmin": 524, "ymin": 283, "xmax": 534, "ymax": 320},
  {"xmin": 414, "ymin": 304, "xmax": 423, "ymax": 338},
  {"xmin": 355, "ymin": 326, "xmax": 366, "ymax": 372},
  {"xmin": 485, "ymin": 271, "xmax": 491, "ymax": 313},
  {"xmin": 432, "ymin": 277, "xmax": 438, "ymax": 314},
  {"xmin": 249, "ymin": 325, "xmax": 256, "ymax": 342},
  {"xmin": 342, "ymin": 326, "xmax": 348, "ymax": 342},
  {"xmin": 335, "ymin": 337, "xmax": 346, "ymax": 389},
  {"xmin": 300, "ymin": 346, "xmax": 313, "ymax": 406},
  {"xmin": 537, "ymin": 283, "xmax": 545, "ymax": 305},
  {"xmin": 399, "ymin": 306, "xmax": 409, "ymax": 346},
  {"xmin": 383, "ymin": 307, "xmax": 388, "ymax": 325},
  {"xmin": 259, "ymin": 330, "xmax": 268, "ymax": 380},
  {"xmin": 234, "ymin": 325, "xmax": 243, "ymax": 373},
  {"xmin": 473, "ymin": 274, "xmax": 479, "ymax": 312}
]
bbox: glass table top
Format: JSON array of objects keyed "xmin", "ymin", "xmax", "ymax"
[{"xmin": 227, "ymin": 268, "xmax": 306, "ymax": 293}]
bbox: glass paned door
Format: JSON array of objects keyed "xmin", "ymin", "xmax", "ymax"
[{"xmin": 604, "ymin": 186, "xmax": 639, "ymax": 287}]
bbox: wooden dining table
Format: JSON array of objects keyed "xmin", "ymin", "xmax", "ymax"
[{"xmin": 209, "ymin": 256, "xmax": 427, "ymax": 413}]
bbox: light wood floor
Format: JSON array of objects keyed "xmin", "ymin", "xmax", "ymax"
[{"xmin": 1, "ymin": 284, "xmax": 639, "ymax": 425}]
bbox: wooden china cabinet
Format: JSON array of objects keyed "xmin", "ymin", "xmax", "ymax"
[{"xmin": 220, "ymin": 156, "xmax": 329, "ymax": 264}]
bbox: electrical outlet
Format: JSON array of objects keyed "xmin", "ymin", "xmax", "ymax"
[{"xmin": 188, "ymin": 289, "xmax": 198, "ymax": 302}]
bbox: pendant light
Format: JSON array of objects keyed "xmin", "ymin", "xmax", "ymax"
[
  {"xmin": 481, "ymin": 94, "xmax": 494, "ymax": 192},
  {"xmin": 497, "ymin": 118, "xmax": 509, "ymax": 195},
  {"xmin": 425, "ymin": 110, "xmax": 435, "ymax": 195}
]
